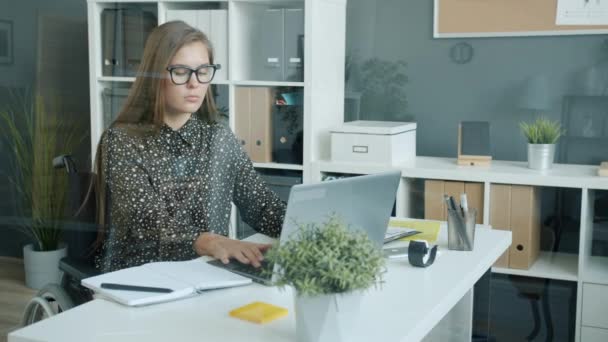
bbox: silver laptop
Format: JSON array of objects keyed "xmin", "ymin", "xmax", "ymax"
[{"xmin": 207, "ymin": 170, "xmax": 401, "ymax": 285}]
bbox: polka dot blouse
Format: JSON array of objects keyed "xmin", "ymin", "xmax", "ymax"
[{"xmin": 96, "ymin": 116, "xmax": 286, "ymax": 272}]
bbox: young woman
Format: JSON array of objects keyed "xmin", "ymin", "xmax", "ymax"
[{"xmin": 94, "ymin": 21, "xmax": 286, "ymax": 273}]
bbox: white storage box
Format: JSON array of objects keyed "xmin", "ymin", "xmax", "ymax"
[{"xmin": 330, "ymin": 120, "xmax": 416, "ymax": 165}]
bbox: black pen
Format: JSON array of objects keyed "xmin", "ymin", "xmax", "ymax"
[
  {"xmin": 100, "ymin": 283, "xmax": 173, "ymax": 293},
  {"xmin": 448, "ymin": 195, "xmax": 458, "ymax": 211},
  {"xmin": 443, "ymin": 195, "xmax": 452, "ymax": 210}
]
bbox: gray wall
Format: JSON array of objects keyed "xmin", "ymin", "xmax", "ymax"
[
  {"xmin": 346, "ymin": 0, "xmax": 608, "ymax": 161},
  {"xmin": 0, "ymin": 0, "xmax": 88, "ymax": 257},
  {"xmin": 0, "ymin": 0, "xmax": 87, "ymax": 88}
]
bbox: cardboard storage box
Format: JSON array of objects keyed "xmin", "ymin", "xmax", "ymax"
[
  {"xmin": 489, "ymin": 184, "xmax": 541, "ymax": 270},
  {"xmin": 330, "ymin": 120, "xmax": 416, "ymax": 165}
]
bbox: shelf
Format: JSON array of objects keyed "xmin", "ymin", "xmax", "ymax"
[
  {"xmin": 253, "ymin": 162, "xmax": 303, "ymax": 171},
  {"xmin": 315, "ymin": 158, "xmax": 608, "ymax": 190},
  {"xmin": 583, "ymin": 256, "xmax": 608, "ymax": 284},
  {"xmin": 91, "ymin": 0, "xmax": 158, "ymax": 3},
  {"xmin": 96, "ymin": 78, "xmax": 230, "ymax": 84},
  {"xmin": 492, "ymin": 252, "xmax": 578, "ymax": 282},
  {"xmin": 97, "ymin": 77, "xmax": 231, "ymax": 85},
  {"xmin": 317, "ymin": 161, "xmax": 401, "ymax": 175},
  {"xmin": 232, "ymin": 81, "xmax": 304, "ymax": 87},
  {"xmin": 161, "ymin": 0, "xmax": 229, "ymax": 3},
  {"xmin": 232, "ymin": 0, "xmax": 303, "ymax": 4},
  {"xmin": 562, "ymin": 136, "xmax": 608, "ymax": 143},
  {"xmin": 98, "ymin": 76, "xmax": 136, "ymax": 83}
]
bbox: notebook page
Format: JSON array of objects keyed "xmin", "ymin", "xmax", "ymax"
[
  {"xmin": 385, "ymin": 227, "xmax": 419, "ymax": 239},
  {"xmin": 145, "ymin": 258, "xmax": 252, "ymax": 290},
  {"xmin": 81, "ymin": 265, "xmax": 194, "ymax": 306}
]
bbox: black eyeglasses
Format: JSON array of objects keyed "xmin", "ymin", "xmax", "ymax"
[{"xmin": 166, "ymin": 64, "xmax": 221, "ymax": 85}]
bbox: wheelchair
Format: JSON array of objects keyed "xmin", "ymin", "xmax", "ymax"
[{"xmin": 20, "ymin": 155, "xmax": 101, "ymax": 326}]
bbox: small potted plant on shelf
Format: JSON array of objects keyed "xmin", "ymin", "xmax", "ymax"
[
  {"xmin": 519, "ymin": 117, "xmax": 565, "ymax": 170},
  {"xmin": 0, "ymin": 93, "xmax": 85, "ymax": 289},
  {"xmin": 264, "ymin": 214, "xmax": 385, "ymax": 342}
]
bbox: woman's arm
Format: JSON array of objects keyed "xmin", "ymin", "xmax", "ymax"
[
  {"xmin": 231, "ymin": 137, "xmax": 287, "ymax": 238},
  {"xmin": 193, "ymin": 232, "xmax": 270, "ymax": 268}
]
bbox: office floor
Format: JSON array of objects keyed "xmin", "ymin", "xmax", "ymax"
[{"xmin": 0, "ymin": 257, "xmax": 35, "ymax": 342}]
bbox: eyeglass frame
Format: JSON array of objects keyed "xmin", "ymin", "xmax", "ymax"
[{"xmin": 165, "ymin": 64, "xmax": 222, "ymax": 85}]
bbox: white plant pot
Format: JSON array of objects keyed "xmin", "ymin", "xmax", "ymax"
[
  {"xmin": 527, "ymin": 143, "xmax": 556, "ymax": 170},
  {"xmin": 294, "ymin": 291, "xmax": 363, "ymax": 342},
  {"xmin": 23, "ymin": 243, "xmax": 67, "ymax": 289}
]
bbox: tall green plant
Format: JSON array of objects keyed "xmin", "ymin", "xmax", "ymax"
[
  {"xmin": 519, "ymin": 117, "xmax": 565, "ymax": 144},
  {"xmin": 0, "ymin": 93, "xmax": 85, "ymax": 251},
  {"xmin": 264, "ymin": 215, "xmax": 385, "ymax": 296},
  {"xmin": 360, "ymin": 58, "xmax": 409, "ymax": 121}
]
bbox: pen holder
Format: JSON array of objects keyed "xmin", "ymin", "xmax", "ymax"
[{"xmin": 447, "ymin": 208, "xmax": 476, "ymax": 251}]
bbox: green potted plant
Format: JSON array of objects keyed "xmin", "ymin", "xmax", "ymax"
[
  {"xmin": 265, "ymin": 215, "xmax": 385, "ymax": 342},
  {"xmin": 0, "ymin": 93, "xmax": 84, "ymax": 289},
  {"xmin": 359, "ymin": 58, "xmax": 411, "ymax": 121},
  {"xmin": 519, "ymin": 117, "xmax": 565, "ymax": 170}
]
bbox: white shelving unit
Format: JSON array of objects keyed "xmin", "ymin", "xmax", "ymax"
[
  {"xmin": 86, "ymin": 0, "xmax": 346, "ymax": 174},
  {"xmin": 86, "ymin": 0, "xmax": 346, "ymax": 237},
  {"xmin": 313, "ymin": 156, "xmax": 608, "ymax": 342}
]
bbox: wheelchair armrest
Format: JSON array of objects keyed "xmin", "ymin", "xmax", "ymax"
[{"xmin": 59, "ymin": 257, "xmax": 100, "ymax": 281}]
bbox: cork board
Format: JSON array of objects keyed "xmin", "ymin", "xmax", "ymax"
[{"xmin": 434, "ymin": 0, "xmax": 608, "ymax": 38}]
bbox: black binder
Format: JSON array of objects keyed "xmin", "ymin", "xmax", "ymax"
[
  {"xmin": 102, "ymin": 7, "xmax": 157, "ymax": 77},
  {"xmin": 272, "ymin": 101, "xmax": 303, "ymax": 164},
  {"xmin": 283, "ymin": 8, "xmax": 304, "ymax": 82},
  {"xmin": 260, "ymin": 9, "xmax": 284, "ymax": 81},
  {"xmin": 102, "ymin": 9, "xmax": 120, "ymax": 76}
]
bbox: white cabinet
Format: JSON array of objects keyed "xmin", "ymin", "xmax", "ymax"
[
  {"xmin": 581, "ymin": 326, "xmax": 608, "ymax": 342},
  {"xmin": 582, "ymin": 283, "xmax": 608, "ymax": 329}
]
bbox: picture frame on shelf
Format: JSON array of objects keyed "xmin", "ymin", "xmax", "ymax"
[{"xmin": 0, "ymin": 19, "xmax": 13, "ymax": 65}]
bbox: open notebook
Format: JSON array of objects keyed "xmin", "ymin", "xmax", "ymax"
[{"xmin": 81, "ymin": 258, "xmax": 252, "ymax": 306}]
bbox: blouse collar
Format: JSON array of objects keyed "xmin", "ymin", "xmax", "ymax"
[{"xmin": 160, "ymin": 115, "xmax": 199, "ymax": 147}]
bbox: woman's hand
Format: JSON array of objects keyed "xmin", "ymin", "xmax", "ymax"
[{"xmin": 194, "ymin": 232, "xmax": 271, "ymax": 268}]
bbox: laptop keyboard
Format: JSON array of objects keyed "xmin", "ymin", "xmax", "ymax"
[{"xmin": 207, "ymin": 259, "xmax": 273, "ymax": 280}]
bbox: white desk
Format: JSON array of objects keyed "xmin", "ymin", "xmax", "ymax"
[{"xmin": 9, "ymin": 225, "xmax": 510, "ymax": 342}]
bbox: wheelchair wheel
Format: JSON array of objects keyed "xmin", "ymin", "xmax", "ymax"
[{"xmin": 21, "ymin": 283, "xmax": 75, "ymax": 326}]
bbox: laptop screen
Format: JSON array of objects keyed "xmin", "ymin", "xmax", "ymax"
[{"xmin": 279, "ymin": 170, "xmax": 401, "ymax": 248}]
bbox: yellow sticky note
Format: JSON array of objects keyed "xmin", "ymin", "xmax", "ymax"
[
  {"xmin": 229, "ymin": 301, "xmax": 288, "ymax": 324},
  {"xmin": 389, "ymin": 219, "xmax": 441, "ymax": 243}
]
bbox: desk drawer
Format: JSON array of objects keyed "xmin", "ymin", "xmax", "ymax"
[
  {"xmin": 581, "ymin": 326, "xmax": 608, "ymax": 342},
  {"xmin": 582, "ymin": 283, "xmax": 608, "ymax": 328}
]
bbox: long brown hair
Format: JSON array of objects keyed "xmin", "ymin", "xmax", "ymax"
[{"xmin": 90, "ymin": 21, "xmax": 218, "ymax": 243}]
